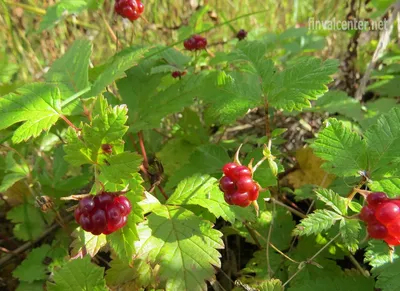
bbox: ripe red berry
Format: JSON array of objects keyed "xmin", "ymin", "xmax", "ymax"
[
  {"xmin": 230, "ymin": 166, "xmax": 252, "ymax": 181},
  {"xmin": 102, "ymin": 144, "xmax": 113, "ymax": 154},
  {"xmin": 236, "ymin": 177, "xmax": 255, "ymax": 192},
  {"xmin": 79, "ymin": 213, "xmax": 94, "ymax": 232},
  {"xmin": 236, "ymin": 29, "xmax": 247, "ymax": 40},
  {"xmin": 367, "ymin": 223, "xmax": 388, "ymax": 239},
  {"xmin": 375, "ymin": 202, "xmax": 400, "ymax": 224},
  {"xmin": 222, "ymin": 162, "xmax": 238, "ymax": 176},
  {"xmin": 219, "ymin": 176, "xmax": 236, "ymax": 195},
  {"xmin": 115, "ymin": 0, "xmax": 144, "ymax": 21},
  {"xmin": 366, "ymin": 192, "xmax": 388, "ymax": 206},
  {"xmin": 94, "ymin": 192, "xmax": 114, "ymax": 208},
  {"xmin": 184, "ymin": 35, "xmax": 207, "ymax": 51},
  {"xmin": 248, "ymin": 184, "xmax": 259, "ymax": 201},
  {"xmin": 91, "ymin": 209, "xmax": 107, "ymax": 235},
  {"xmin": 224, "ymin": 193, "xmax": 232, "ymax": 204},
  {"xmin": 230, "ymin": 191, "xmax": 251, "ymax": 207},
  {"xmin": 359, "ymin": 205, "xmax": 376, "ymax": 222},
  {"xmin": 114, "ymin": 196, "xmax": 132, "ymax": 216},
  {"xmin": 384, "ymin": 235, "xmax": 400, "ymax": 246},
  {"xmin": 386, "ymin": 219, "xmax": 400, "ymax": 238},
  {"xmin": 106, "ymin": 203, "xmax": 123, "ymax": 226},
  {"xmin": 79, "ymin": 197, "xmax": 95, "ymax": 214},
  {"xmin": 171, "ymin": 71, "xmax": 186, "ymax": 78}
]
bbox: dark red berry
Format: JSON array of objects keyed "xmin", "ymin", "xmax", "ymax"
[
  {"xmin": 184, "ymin": 35, "xmax": 207, "ymax": 51},
  {"xmin": 375, "ymin": 202, "xmax": 400, "ymax": 224},
  {"xmin": 384, "ymin": 235, "xmax": 400, "ymax": 246},
  {"xmin": 359, "ymin": 205, "xmax": 376, "ymax": 223},
  {"xmin": 367, "ymin": 223, "xmax": 388, "ymax": 239},
  {"xmin": 115, "ymin": 0, "xmax": 144, "ymax": 21},
  {"xmin": 224, "ymin": 193, "xmax": 232, "ymax": 204},
  {"xmin": 248, "ymin": 184, "xmax": 259, "ymax": 201},
  {"xmin": 79, "ymin": 213, "xmax": 94, "ymax": 232},
  {"xmin": 222, "ymin": 163, "xmax": 238, "ymax": 176},
  {"xmin": 230, "ymin": 191, "xmax": 251, "ymax": 207},
  {"xmin": 74, "ymin": 207, "xmax": 82, "ymax": 223},
  {"xmin": 114, "ymin": 196, "xmax": 132, "ymax": 216},
  {"xmin": 219, "ymin": 176, "xmax": 236, "ymax": 195},
  {"xmin": 236, "ymin": 177, "xmax": 255, "ymax": 192},
  {"xmin": 230, "ymin": 166, "xmax": 252, "ymax": 181},
  {"xmin": 101, "ymin": 144, "xmax": 113, "ymax": 154},
  {"xmin": 236, "ymin": 29, "xmax": 247, "ymax": 40},
  {"xmin": 106, "ymin": 203, "xmax": 123, "ymax": 226},
  {"xmin": 366, "ymin": 192, "xmax": 388, "ymax": 206},
  {"xmin": 171, "ymin": 71, "xmax": 186, "ymax": 78},
  {"xmin": 91, "ymin": 209, "xmax": 107, "ymax": 235},
  {"xmin": 94, "ymin": 192, "xmax": 114, "ymax": 208},
  {"xmin": 79, "ymin": 197, "xmax": 95, "ymax": 214}
]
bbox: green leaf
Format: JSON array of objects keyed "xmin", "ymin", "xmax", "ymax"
[
  {"xmin": 293, "ymin": 209, "xmax": 342, "ymax": 236},
  {"xmin": 167, "ymin": 174, "xmax": 254, "ymax": 223},
  {"xmin": 45, "ymin": 39, "xmax": 91, "ymax": 92},
  {"xmin": 312, "ymin": 118, "xmax": 368, "ymax": 176},
  {"xmin": 268, "ymin": 57, "xmax": 338, "ymax": 111},
  {"xmin": 369, "ymin": 178, "xmax": 400, "ymax": 197},
  {"xmin": 13, "ymin": 245, "xmax": 51, "ymax": 282},
  {"xmin": 47, "ymin": 256, "xmax": 107, "ymax": 291},
  {"xmin": 0, "ymin": 172, "xmax": 26, "ymax": 192},
  {"xmin": 365, "ymin": 240, "xmax": 400, "ymax": 270},
  {"xmin": 364, "ymin": 107, "xmax": 400, "ymax": 178},
  {"xmin": 70, "ymin": 227, "xmax": 107, "ymax": 257},
  {"xmin": 135, "ymin": 205, "xmax": 224, "ymax": 291},
  {"xmin": 287, "ymin": 275, "xmax": 374, "ymax": 291},
  {"xmin": 166, "ymin": 144, "xmax": 230, "ymax": 188},
  {"xmin": 241, "ymin": 250, "xmax": 283, "ymax": 280},
  {"xmin": 255, "ymin": 279, "xmax": 284, "ymax": 291},
  {"xmin": 86, "ymin": 46, "xmax": 149, "ymax": 98},
  {"xmin": 339, "ymin": 219, "xmax": 361, "ymax": 253},
  {"xmin": 0, "ymin": 84, "xmax": 63, "ymax": 143},
  {"xmin": 16, "ymin": 282, "xmax": 44, "ymax": 291},
  {"xmin": 39, "ymin": 0, "xmax": 88, "ymax": 32},
  {"xmin": 375, "ymin": 259, "xmax": 400, "ymax": 291},
  {"xmin": 0, "ymin": 50, "xmax": 18, "ymax": 83},
  {"xmin": 64, "ymin": 96, "xmax": 129, "ymax": 166},
  {"xmin": 100, "ymin": 152, "xmax": 142, "ymax": 183},
  {"xmin": 7, "ymin": 203, "xmax": 47, "ymax": 241},
  {"xmin": 315, "ymin": 188, "xmax": 347, "ymax": 215}
]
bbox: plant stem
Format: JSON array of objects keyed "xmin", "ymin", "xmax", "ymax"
[
  {"xmin": 347, "ymin": 252, "xmax": 370, "ymax": 277},
  {"xmin": 59, "ymin": 114, "xmax": 80, "ymax": 132},
  {"xmin": 269, "ymin": 197, "xmax": 307, "ymax": 219},
  {"xmin": 138, "ymin": 131, "xmax": 149, "ymax": 170},
  {"xmin": 264, "ymin": 100, "xmax": 271, "ymax": 139},
  {"xmin": 243, "ymin": 222, "xmax": 262, "ymax": 249}
]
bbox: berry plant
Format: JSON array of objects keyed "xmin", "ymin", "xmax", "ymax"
[{"xmin": 1, "ymin": 1, "xmax": 400, "ymax": 291}]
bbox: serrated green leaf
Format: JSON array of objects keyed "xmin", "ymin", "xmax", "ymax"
[
  {"xmin": 86, "ymin": 46, "xmax": 149, "ymax": 98},
  {"xmin": 0, "ymin": 172, "xmax": 26, "ymax": 192},
  {"xmin": 365, "ymin": 240, "xmax": 400, "ymax": 270},
  {"xmin": 47, "ymin": 257, "xmax": 107, "ymax": 291},
  {"xmin": 45, "ymin": 39, "xmax": 91, "ymax": 93},
  {"xmin": 135, "ymin": 205, "xmax": 223, "ymax": 291},
  {"xmin": 364, "ymin": 107, "xmax": 400, "ymax": 178},
  {"xmin": 13, "ymin": 245, "xmax": 51, "ymax": 282},
  {"xmin": 312, "ymin": 118, "xmax": 368, "ymax": 176},
  {"xmin": 287, "ymin": 275, "xmax": 374, "ymax": 291},
  {"xmin": 100, "ymin": 152, "xmax": 142, "ymax": 183},
  {"xmin": 256, "ymin": 279, "xmax": 284, "ymax": 291},
  {"xmin": 0, "ymin": 84, "xmax": 63, "ymax": 143},
  {"xmin": 339, "ymin": 219, "xmax": 361, "ymax": 253},
  {"xmin": 166, "ymin": 144, "xmax": 230, "ymax": 188},
  {"xmin": 167, "ymin": 174, "xmax": 254, "ymax": 223},
  {"xmin": 268, "ymin": 57, "xmax": 338, "ymax": 111},
  {"xmin": 315, "ymin": 188, "xmax": 347, "ymax": 215},
  {"xmin": 369, "ymin": 178, "xmax": 400, "ymax": 197},
  {"xmin": 70, "ymin": 227, "xmax": 107, "ymax": 257},
  {"xmin": 293, "ymin": 209, "xmax": 342, "ymax": 236},
  {"xmin": 241, "ymin": 250, "xmax": 283, "ymax": 280},
  {"xmin": 375, "ymin": 259, "xmax": 400, "ymax": 291},
  {"xmin": 16, "ymin": 282, "xmax": 44, "ymax": 291}
]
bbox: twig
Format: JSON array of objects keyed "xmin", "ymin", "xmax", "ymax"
[
  {"xmin": 59, "ymin": 114, "xmax": 80, "ymax": 132},
  {"xmin": 243, "ymin": 222, "xmax": 262, "ymax": 249},
  {"xmin": 347, "ymin": 252, "xmax": 370, "ymax": 277},
  {"xmin": 138, "ymin": 131, "xmax": 149, "ymax": 170},
  {"xmin": 355, "ymin": 2, "xmax": 400, "ymax": 100},
  {"xmin": 268, "ymin": 197, "xmax": 307, "ymax": 219},
  {"xmin": 266, "ymin": 201, "xmax": 275, "ymax": 277}
]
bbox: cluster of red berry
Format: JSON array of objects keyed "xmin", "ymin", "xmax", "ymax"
[
  {"xmin": 171, "ymin": 71, "xmax": 186, "ymax": 78},
  {"xmin": 74, "ymin": 192, "xmax": 131, "ymax": 235},
  {"xmin": 360, "ymin": 192, "xmax": 400, "ymax": 246},
  {"xmin": 183, "ymin": 35, "xmax": 207, "ymax": 51},
  {"xmin": 236, "ymin": 29, "xmax": 247, "ymax": 40},
  {"xmin": 114, "ymin": 0, "xmax": 144, "ymax": 21},
  {"xmin": 219, "ymin": 163, "xmax": 259, "ymax": 207}
]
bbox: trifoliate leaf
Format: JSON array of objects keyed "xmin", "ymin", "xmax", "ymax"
[
  {"xmin": 167, "ymin": 174, "xmax": 254, "ymax": 223},
  {"xmin": 0, "ymin": 84, "xmax": 63, "ymax": 143},
  {"xmin": 339, "ymin": 219, "xmax": 361, "ymax": 253},
  {"xmin": 287, "ymin": 275, "xmax": 374, "ymax": 291},
  {"xmin": 45, "ymin": 39, "xmax": 91, "ymax": 93},
  {"xmin": 7, "ymin": 203, "xmax": 47, "ymax": 241},
  {"xmin": 312, "ymin": 118, "xmax": 368, "ymax": 176},
  {"xmin": 47, "ymin": 256, "xmax": 107, "ymax": 291},
  {"xmin": 166, "ymin": 144, "xmax": 230, "ymax": 188},
  {"xmin": 70, "ymin": 227, "xmax": 107, "ymax": 258},
  {"xmin": 364, "ymin": 107, "xmax": 400, "ymax": 178},
  {"xmin": 315, "ymin": 188, "xmax": 347, "ymax": 215},
  {"xmin": 293, "ymin": 209, "xmax": 342, "ymax": 236},
  {"xmin": 135, "ymin": 205, "xmax": 224, "ymax": 291},
  {"xmin": 64, "ymin": 96, "xmax": 129, "ymax": 166},
  {"xmin": 100, "ymin": 152, "xmax": 142, "ymax": 183},
  {"xmin": 13, "ymin": 245, "xmax": 51, "ymax": 282}
]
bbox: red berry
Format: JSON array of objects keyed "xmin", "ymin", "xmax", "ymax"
[
  {"xmin": 384, "ymin": 235, "xmax": 400, "ymax": 246},
  {"xmin": 387, "ymin": 219, "xmax": 400, "ymax": 238},
  {"xmin": 79, "ymin": 213, "xmax": 94, "ymax": 232},
  {"xmin": 171, "ymin": 71, "xmax": 186, "ymax": 78},
  {"xmin": 248, "ymin": 184, "xmax": 259, "ymax": 201},
  {"xmin": 94, "ymin": 192, "xmax": 114, "ymax": 208},
  {"xmin": 101, "ymin": 144, "xmax": 113, "ymax": 154},
  {"xmin": 184, "ymin": 38, "xmax": 196, "ymax": 51},
  {"xmin": 230, "ymin": 166, "xmax": 252, "ymax": 181},
  {"xmin": 79, "ymin": 197, "xmax": 95, "ymax": 214},
  {"xmin": 184, "ymin": 35, "xmax": 207, "ymax": 51},
  {"xmin": 114, "ymin": 196, "xmax": 132, "ymax": 216},
  {"xmin": 367, "ymin": 223, "xmax": 388, "ymax": 239},
  {"xmin": 359, "ymin": 205, "xmax": 376, "ymax": 222},
  {"xmin": 236, "ymin": 29, "xmax": 247, "ymax": 40},
  {"xmin": 91, "ymin": 209, "xmax": 107, "ymax": 235},
  {"xmin": 74, "ymin": 207, "xmax": 82, "ymax": 223},
  {"xmin": 375, "ymin": 202, "xmax": 400, "ymax": 224},
  {"xmin": 222, "ymin": 163, "xmax": 238, "ymax": 177},
  {"xmin": 236, "ymin": 177, "xmax": 255, "ymax": 192},
  {"xmin": 115, "ymin": 0, "xmax": 144, "ymax": 21},
  {"xmin": 106, "ymin": 203, "xmax": 123, "ymax": 226},
  {"xmin": 224, "ymin": 193, "xmax": 232, "ymax": 204},
  {"xmin": 219, "ymin": 176, "xmax": 236, "ymax": 195},
  {"xmin": 366, "ymin": 192, "xmax": 388, "ymax": 207},
  {"xmin": 230, "ymin": 191, "xmax": 251, "ymax": 207}
]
